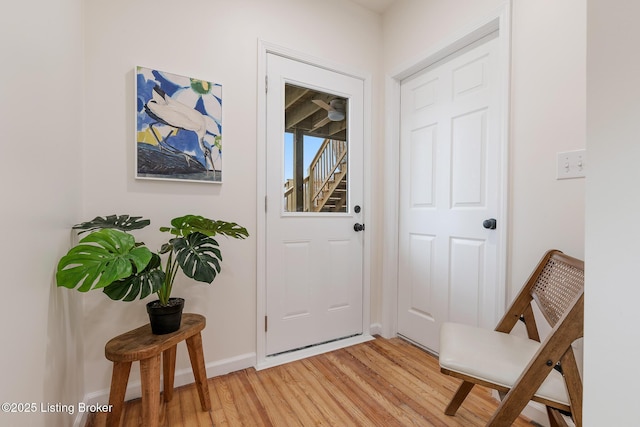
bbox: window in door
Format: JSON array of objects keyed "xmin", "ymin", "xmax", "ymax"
[{"xmin": 283, "ymin": 84, "xmax": 348, "ymax": 213}]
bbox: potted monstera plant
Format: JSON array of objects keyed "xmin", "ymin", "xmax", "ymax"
[{"xmin": 56, "ymin": 214, "xmax": 248, "ymax": 334}]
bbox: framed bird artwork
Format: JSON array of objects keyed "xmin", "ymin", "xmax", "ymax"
[{"xmin": 135, "ymin": 66, "xmax": 223, "ymax": 183}]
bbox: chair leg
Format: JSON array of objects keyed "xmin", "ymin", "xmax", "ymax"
[
  {"xmin": 444, "ymin": 381, "xmax": 475, "ymax": 416},
  {"xmin": 106, "ymin": 361, "xmax": 132, "ymax": 427},
  {"xmin": 140, "ymin": 353, "xmax": 161, "ymax": 427},
  {"xmin": 186, "ymin": 332, "xmax": 212, "ymax": 411},
  {"xmin": 162, "ymin": 345, "xmax": 177, "ymax": 402},
  {"xmin": 560, "ymin": 349, "xmax": 582, "ymax": 427},
  {"xmin": 547, "ymin": 406, "xmax": 570, "ymax": 427}
]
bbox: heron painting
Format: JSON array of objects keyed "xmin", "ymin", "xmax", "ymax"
[{"xmin": 136, "ymin": 66, "xmax": 223, "ymax": 182}]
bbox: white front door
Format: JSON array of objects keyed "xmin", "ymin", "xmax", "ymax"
[
  {"xmin": 265, "ymin": 53, "xmax": 364, "ymax": 356},
  {"xmin": 397, "ymin": 34, "xmax": 504, "ymax": 352}
]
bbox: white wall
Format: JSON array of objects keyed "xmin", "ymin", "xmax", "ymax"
[
  {"xmin": 382, "ymin": 0, "xmax": 586, "ymax": 303},
  {"xmin": 585, "ymin": 1, "xmax": 640, "ymax": 424},
  {"xmin": 0, "ymin": 1, "xmax": 85, "ymax": 426},
  {"xmin": 81, "ymin": 0, "xmax": 382, "ymax": 399},
  {"xmin": 508, "ymin": 0, "xmax": 586, "ymax": 291}
]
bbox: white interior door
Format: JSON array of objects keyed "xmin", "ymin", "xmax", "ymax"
[
  {"xmin": 397, "ymin": 34, "xmax": 504, "ymax": 353},
  {"xmin": 265, "ymin": 53, "xmax": 364, "ymax": 356}
]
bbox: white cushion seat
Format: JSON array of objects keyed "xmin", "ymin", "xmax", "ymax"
[{"xmin": 439, "ymin": 322, "xmax": 569, "ymax": 406}]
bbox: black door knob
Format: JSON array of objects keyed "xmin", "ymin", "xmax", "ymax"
[
  {"xmin": 354, "ymin": 223, "xmax": 365, "ymax": 232},
  {"xmin": 483, "ymin": 218, "xmax": 497, "ymax": 230}
]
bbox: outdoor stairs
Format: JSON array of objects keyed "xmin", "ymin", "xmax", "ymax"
[
  {"xmin": 309, "ymin": 139, "xmax": 348, "ymax": 212},
  {"xmin": 314, "ymin": 166, "xmax": 347, "ymax": 212}
]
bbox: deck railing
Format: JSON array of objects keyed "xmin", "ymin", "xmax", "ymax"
[
  {"xmin": 283, "ymin": 177, "xmax": 309, "ymax": 212},
  {"xmin": 283, "ymin": 138, "xmax": 347, "ymax": 212}
]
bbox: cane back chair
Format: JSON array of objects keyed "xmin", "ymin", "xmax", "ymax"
[{"xmin": 439, "ymin": 249, "xmax": 584, "ymax": 427}]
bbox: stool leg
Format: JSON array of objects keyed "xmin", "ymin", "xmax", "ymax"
[
  {"xmin": 185, "ymin": 332, "xmax": 211, "ymax": 411},
  {"xmin": 106, "ymin": 361, "xmax": 132, "ymax": 427},
  {"xmin": 140, "ymin": 353, "xmax": 161, "ymax": 427},
  {"xmin": 162, "ymin": 345, "xmax": 177, "ymax": 402}
]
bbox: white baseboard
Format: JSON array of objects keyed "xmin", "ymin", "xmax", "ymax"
[
  {"xmin": 369, "ymin": 322, "xmax": 382, "ymax": 336},
  {"xmin": 73, "ymin": 352, "xmax": 256, "ymax": 427}
]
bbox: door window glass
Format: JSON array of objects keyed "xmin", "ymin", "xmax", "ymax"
[{"xmin": 283, "ymin": 84, "xmax": 348, "ymax": 213}]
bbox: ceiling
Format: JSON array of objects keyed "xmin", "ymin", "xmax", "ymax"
[
  {"xmin": 349, "ymin": 0, "xmax": 398, "ymax": 13},
  {"xmin": 285, "ymin": 84, "xmax": 347, "ymax": 141}
]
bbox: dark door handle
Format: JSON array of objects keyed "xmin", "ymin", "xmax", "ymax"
[
  {"xmin": 483, "ymin": 218, "xmax": 497, "ymax": 230},
  {"xmin": 354, "ymin": 223, "xmax": 365, "ymax": 232}
]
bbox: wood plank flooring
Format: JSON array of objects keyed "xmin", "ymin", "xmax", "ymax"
[{"xmin": 87, "ymin": 337, "xmax": 535, "ymax": 426}]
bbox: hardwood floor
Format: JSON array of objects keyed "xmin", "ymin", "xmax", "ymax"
[{"xmin": 87, "ymin": 337, "xmax": 534, "ymax": 426}]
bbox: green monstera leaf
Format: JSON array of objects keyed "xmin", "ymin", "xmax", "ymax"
[
  {"xmin": 160, "ymin": 215, "xmax": 249, "ymax": 240},
  {"xmin": 56, "ymin": 229, "xmax": 153, "ymax": 292},
  {"xmin": 172, "ymin": 232, "xmax": 222, "ymax": 283},
  {"xmin": 102, "ymin": 253, "xmax": 165, "ymax": 301},
  {"xmin": 72, "ymin": 214, "xmax": 151, "ymax": 235}
]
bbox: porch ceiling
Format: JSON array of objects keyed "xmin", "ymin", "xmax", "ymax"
[{"xmin": 284, "ymin": 84, "xmax": 347, "ymax": 141}]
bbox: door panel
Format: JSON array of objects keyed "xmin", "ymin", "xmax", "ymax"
[
  {"xmin": 451, "ymin": 109, "xmax": 487, "ymax": 207},
  {"xmin": 449, "ymin": 238, "xmax": 484, "ymax": 325},
  {"xmin": 410, "ymin": 125, "xmax": 436, "ymax": 207},
  {"xmin": 266, "ymin": 54, "xmax": 364, "ymax": 356},
  {"xmin": 408, "ymin": 233, "xmax": 435, "ymax": 320},
  {"xmin": 282, "ymin": 240, "xmax": 311, "ymax": 319},
  {"xmin": 398, "ymin": 34, "xmax": 502, "ymax": 352}
]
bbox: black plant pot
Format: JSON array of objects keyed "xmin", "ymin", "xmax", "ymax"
[{"xmin": 146, "ymin": 298, "xmax": 185, "ymax": 335}]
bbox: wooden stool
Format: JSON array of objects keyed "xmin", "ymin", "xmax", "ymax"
[{"xmin": 104, "ymin": 313, "xmax": 211, "ymax": 427}]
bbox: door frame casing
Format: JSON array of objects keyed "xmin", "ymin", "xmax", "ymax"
[
  {"xmin": 256, "ymin": 41, "xmax": 373, "ymax": 370},
  {"xmin": 381, "ymin": 4, "xmax": 512, "ymax": 339}
]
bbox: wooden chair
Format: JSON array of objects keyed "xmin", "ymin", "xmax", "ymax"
[{"xmin": 439, "ymin": 250, "xmax": 584, "ymax": 427}]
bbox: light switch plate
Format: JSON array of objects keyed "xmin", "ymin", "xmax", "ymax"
[{"xmin": 557, "ymin": 149, "xmax": 586, "ymax": 180}]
